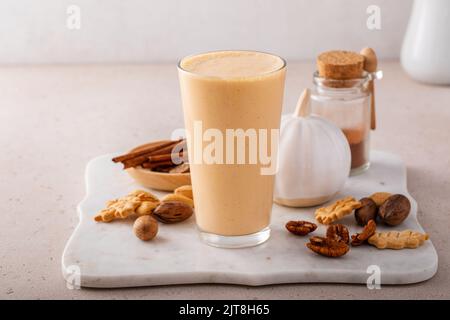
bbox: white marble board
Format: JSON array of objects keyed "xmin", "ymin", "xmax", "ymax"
[{"xmin": 62, "ymin": 151, "xmax": 438, "ymax": 288}]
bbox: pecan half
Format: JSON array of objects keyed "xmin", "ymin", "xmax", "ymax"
[
  {"xmin": 351, "ymin": 219, "xmax": 377, "ymax": 246},
  {"xmin": 326, "ymin": 224, "xmax": 350, "ymax": 244},
  {"xmin": 306, "ymin": 236, "xmax": 349, "ymax": 257},
  {"xmin": 286, "ymin": 221, "xmax": 317, "ymax": 236}
]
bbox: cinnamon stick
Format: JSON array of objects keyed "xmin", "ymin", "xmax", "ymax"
[
  {"xmin": 141, "ymin": 160, "xmax": 175, "ymax": 169},
  {"xmin": 112, "ymin": 139, "xmax": 181, "ymax": 163},
  {"xmin": 151, "ymin": 140, "xmax": 187, "ymax": 156},
  {"xmin": 148, "ymin": 152, "xmax": 185, "ymax": 163},
  {"xmin": 122, "ymin": 155, "xmax": 152, "ymax": 169}
]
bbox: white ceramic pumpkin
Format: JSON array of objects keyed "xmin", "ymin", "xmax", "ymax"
[{"xmin": 274, "ymin": 89, "xmax": 351, "ymax": 207}]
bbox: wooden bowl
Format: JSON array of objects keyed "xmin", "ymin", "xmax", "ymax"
[{"xmin": 125, "ymin": 141, "xmax": 191, "ymax": 191}]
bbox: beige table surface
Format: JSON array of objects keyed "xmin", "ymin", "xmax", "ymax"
[{"xmin": 0, "ymin": 62, "xmax": 449, "ymax": 299}]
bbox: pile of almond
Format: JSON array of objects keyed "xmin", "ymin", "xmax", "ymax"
[{"xmin": 94, "ymin": 185, "xmax": 194, "ymax": 241}]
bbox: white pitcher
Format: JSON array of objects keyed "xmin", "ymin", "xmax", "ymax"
[{"xmin": 401, "ymin": 0, "xmax": 450, "ymax": 85}]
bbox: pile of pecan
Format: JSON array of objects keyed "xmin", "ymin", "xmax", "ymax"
[
  {"xmin": 307, "ymin": 224, "xmax": 350, "ymax": 257},
  {"xmin": 307, "ymin": 236, "xmax": 349, "ymax": 258},
  {"xmin": 285, "ymin": 219, "xmax": 376, "ymax": 258}
]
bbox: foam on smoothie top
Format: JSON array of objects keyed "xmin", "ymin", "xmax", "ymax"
[{"xmin": 180, "ymin": 51, "xmax": 284, "ymax": 78}]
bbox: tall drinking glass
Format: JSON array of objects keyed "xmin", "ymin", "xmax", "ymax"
[{"xmin": 178, "ymin": 50, "xmax": 286, "ymax": 248}]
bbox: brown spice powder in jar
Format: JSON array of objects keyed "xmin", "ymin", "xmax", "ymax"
[
  {"xmin": 316, "ymin": 50, "xmax": 371, "ymax": 171},
  {"xmin": 342, "ymin": 128, "xmax": 368, "ymax": 169}
]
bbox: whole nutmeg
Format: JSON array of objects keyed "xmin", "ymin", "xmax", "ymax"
[
  {"xmin": 354, "ymin": 197, "xmax": 378, "ymax": 226},
  {"xmin": 133, "ymin": 216, "xmax": 158, "ymax": 241},
  {"xmin": 379, "ymin": 194, "xmax": 411, "ymax": 226},
  {"xmin": 153, "ymin": 201, "xmax": 193, "ymax": 224}
]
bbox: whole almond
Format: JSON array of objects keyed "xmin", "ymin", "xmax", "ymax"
[
  {"xmin": 174, "ymin": 185, "xmax": 193, "ymax": 200},
  {"xmin": 152, "ymin": 201, "xmax": 193, "ymax": 224},
  {"xmin": 161, "ymin": 193, "xmax": 194, "ymax": 208}
]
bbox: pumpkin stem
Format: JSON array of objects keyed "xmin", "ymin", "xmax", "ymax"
[{"xmin": 294, "ymin": 88, "xmax": 311, "ymax": 118}]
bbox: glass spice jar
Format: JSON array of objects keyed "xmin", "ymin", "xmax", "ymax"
[{"xmin": 310, "ymin": 71, "xmax": 379, "ymax": 175}]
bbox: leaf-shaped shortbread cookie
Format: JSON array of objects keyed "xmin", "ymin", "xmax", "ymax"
[
  {"xmin": 315, "ymin": 196, "xmax": 362, "ymax": 225},
  {"xmin": 368, "ymin": 230, "xmax": 429, "ymax": 249},
  {"xmin": 94, "ymin": 190, "xmax": 159, "ymax": 222}
]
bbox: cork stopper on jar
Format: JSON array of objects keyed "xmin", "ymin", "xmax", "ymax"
[{"xmin": 317, "ymin": 50, "xmax": 364, "ymax": 80}]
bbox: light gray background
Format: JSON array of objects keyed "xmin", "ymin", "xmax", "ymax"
[{"xmin": 1, "ymin": 0, "xmax": 412, "ymax": 64}]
